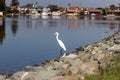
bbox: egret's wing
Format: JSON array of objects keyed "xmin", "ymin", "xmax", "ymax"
[{"xmin": 58, "ymin": 40, "xmax": 66, "ymax": 51}]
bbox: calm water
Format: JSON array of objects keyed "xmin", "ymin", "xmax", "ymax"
[{"xmin": 0, "ymin": 16, "xmax": 119, "ymax": 73}]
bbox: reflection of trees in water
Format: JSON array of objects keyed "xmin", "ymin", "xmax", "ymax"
[
  {"xmin": 0, "ymin": 18, "xmax": 5, "ymax": 45},
  {"xmin": 109, "ymin": 21, "xmax": 120, "ymax": 32},
  {"xmin": 108, "ymin": 21, "xmax": 120, "ymax": 32},
  {"xmin": 108, "ymin": 21, "xmax": 120, "ymax": 31},
  {"xmin": 0, "ymin": 19, "xmax": 18, "ymax": 45},
  {"xmin": 109, "ymin": 22, "xmax": 116, "ymax": 30},
  {"xmin": 11, "ymin": 20, "xmax": 18, "ymax": 36}
]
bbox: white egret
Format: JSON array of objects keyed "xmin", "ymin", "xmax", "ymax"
[{"xmin": 54, "ymin": 32, "xmax": 66, "ymax": 57}]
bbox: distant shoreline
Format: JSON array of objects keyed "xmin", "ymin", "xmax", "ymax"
[{"xmin": 2, "ymin": 14, "xmax": 120, "ymax": 20}]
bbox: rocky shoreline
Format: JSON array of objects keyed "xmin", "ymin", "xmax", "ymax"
[{"xmin": 1, "ymin": 31, "xmax": 120, "ymax": 80}]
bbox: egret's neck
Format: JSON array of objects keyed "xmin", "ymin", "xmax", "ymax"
[{"xmin": 56, "ymin": 34, "xmax": 59, "ymax": 41}]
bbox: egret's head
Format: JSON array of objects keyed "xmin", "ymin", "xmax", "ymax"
[{"xmin": 54, "ymin": 32, "xmax": 59, "ymax": 36}]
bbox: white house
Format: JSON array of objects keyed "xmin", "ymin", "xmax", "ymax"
[
  {"xmin": 18, "ymin": 3, "xmax": 42, "ymax": 15},
  {"xmin": 41, "ymin": 8, "xmax": 51, "ymax": 16},
  {"xmin": 0, "ymin": 12, "xmax": 3, "ymax": 16}
]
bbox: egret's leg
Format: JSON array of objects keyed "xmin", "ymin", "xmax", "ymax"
[
  {"xmin": 62, "ymin": 53, "xmax": 66, "ymax": 57},
  {"xmin": 60, "ymin": 49, "xmax": 63, "ymax": 56}
]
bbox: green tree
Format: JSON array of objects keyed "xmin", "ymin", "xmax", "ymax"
[
  {"xmin": 0, "ymin": 0, "xmax": 6, "ymax": 12},
  {"xmin": 47, "ymin": 4, "xmax": 58, "ymax": 11},
  {"xmin": 11, "ymin": 0, "xmax": 19, "ymax": 6},
  {"xmin": 109, "ymin": 4, "xmax": 116, "ymax": 10},
  {"xmin": 25, "ymin": 3, "xmax": 33, "ymax": 8},
  {"xmin": 25, "ymin": 9, "xmax": 30, "ymax": 14}
]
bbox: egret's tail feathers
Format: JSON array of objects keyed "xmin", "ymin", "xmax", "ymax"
[{"xmin": 62, "ymin": 53, "xmax": 66, "ymax": 57}]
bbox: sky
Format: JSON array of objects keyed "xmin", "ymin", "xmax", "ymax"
[{"xmin": 6, "ymin": 0, "xmax": 120, "ymax": 8}]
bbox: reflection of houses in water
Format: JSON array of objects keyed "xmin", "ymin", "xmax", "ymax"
[
  {"xmin": 66, "ymin": 20, "xmax": 81, "ymax": 28},
  {"xmin": 67, "ymin": 16, "xmax": 80, "ymax": 20},
  {"xmin": 0, "ymin": 18, "xmax": 5, "ymax": 45}
]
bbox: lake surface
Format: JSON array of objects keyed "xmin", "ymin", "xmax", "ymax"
[{"xmin": 0, "ymin": 16, "xmax": 120, "ymax": 73}]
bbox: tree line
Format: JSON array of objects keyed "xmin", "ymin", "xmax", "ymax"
[
  {"xmin": 0, "ymin": 0, "xmax": 19, "ymax": 12},
  {"xmin": 0, "ymin": 0, "xmax": 120, "ymax": 15}
]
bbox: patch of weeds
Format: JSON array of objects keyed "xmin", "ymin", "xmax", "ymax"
[{"xmin": 85, "ymin": 55, "xmax": 120, "ymax": 80}]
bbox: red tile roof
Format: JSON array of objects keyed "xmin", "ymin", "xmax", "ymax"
[
  {"xmin": 10, "ymin": 6, "xmax": 17, "ymax": 9},
  {"xmin": 67, "ymin": 6, "xmax": 81, "ymax": 13}
]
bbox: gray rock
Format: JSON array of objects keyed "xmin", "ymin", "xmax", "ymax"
[
  {"xmin": 24, "ymin": 66, "xmax": 34, "ymax": 71},
  {"xmin": 80, "ymin": 53, "xmax": 91, "ymax": 62},
  {"xmin": 80, "ymin": 61, "xmax": 99, "ymax": 75},
  {"xmin": 0, "ymin": 75, "xmax": 6, "ymax": 80}
]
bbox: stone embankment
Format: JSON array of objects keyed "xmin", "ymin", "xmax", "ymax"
[{"xmin": 1, "ymin": 32, "xmax": 120, "ymax": 80}]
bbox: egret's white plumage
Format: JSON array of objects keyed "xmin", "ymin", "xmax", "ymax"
[{"xmin": 54, "ymin": 32, "xmax": 66, "ymax": 57}]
